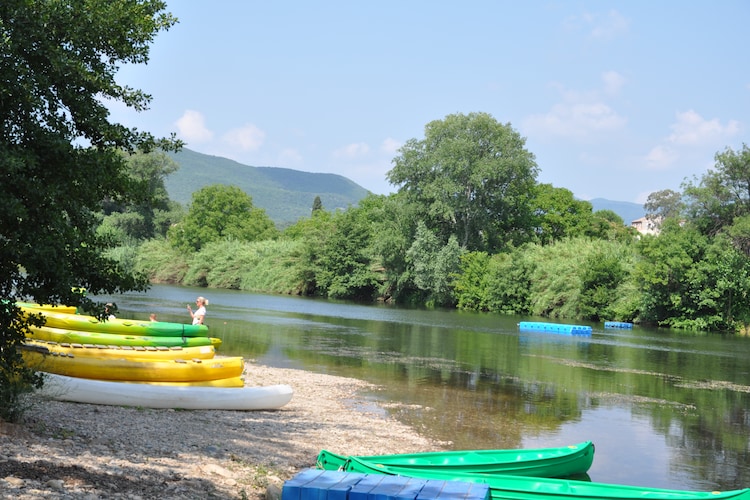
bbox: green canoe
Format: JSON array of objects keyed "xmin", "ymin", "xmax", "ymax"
[
  {"xmin": 317, "ymin": 441, "xmax": 594, "ymax": 479},
  {"xmin": 340, "ymin": 456, "xmax": 750, "ymax": 500},
  {"xmin": 22, "ymin": 307, "xmax": 209, "ymax": 337},
  {"xmin": 28, "ymin": 325, "xmax": 218, "ymax": 348}
]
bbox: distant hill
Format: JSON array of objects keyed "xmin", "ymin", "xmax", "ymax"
[
  {"xmin": 165, "ymin": 149, "xmax": 370, "ymax": 226},
  {"xmin": 164, "ymin": 149, "xmax": 645, "ymax": 228},
  {"xmin": 589, "ymin": 198, "xmax": 645, "ymax": 224}
]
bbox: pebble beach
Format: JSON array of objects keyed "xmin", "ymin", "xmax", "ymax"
[{"xmin": 0, "ymin": 362, "xmax": 444, "ymax": 499}]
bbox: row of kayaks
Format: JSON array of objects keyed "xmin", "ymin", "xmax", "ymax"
[
  {"xmin": 20, "ymin": 302, "xmax": 211, "ymax": 340},
  {"xmin": 314, "ymin": 443, "xmax": 750, "ymax": 500},
  {"xmin": 18, "ymin": 302, "xmax": 294, "ymax": 411}
]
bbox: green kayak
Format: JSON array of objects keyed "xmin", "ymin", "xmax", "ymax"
[
  {"xmin": 317, "ymin": 441, "xmax": 594, "ymax": 479},
  {"xmin": 340, "ymin": 456, "xmax": 750, "ymax": 500},
  {"xmin": 22, "ymin": 307, "xmax": 209, "ymax": 337},
  {"xmin": 28, "ymin": 325, "xmax": 218, "ymax": 348}
]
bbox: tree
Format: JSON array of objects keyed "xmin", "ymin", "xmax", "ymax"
[
  {"xmin": 314, "ymin": 205, "xmax": 381, "ymax": 301},
  {"xmin": 357, "ymin": 193, "xmax": 421, "ymax": 303},
  {"xmin": 682, "ymin": 144, "xmax": 750, "ymax": 236},
  {"xmin": 635, "ymin": 220, "xmax": 710, "ymax": 328},
  {"xmin": 644, "ymin": 189, "xmax": 683, "ymax": 229},
  {"xmin": 283, "ymin": 206, "xmax": 336, "ymax": 295},
  {"xmin": 531, "ymin": 183, "xmax": 594, "ymax": 245},
  {"xmin": 101, "ymin": 151, "xmax": 181, "ymax": 242},
  {"xmin": 311, "ymin": 196, "xmax": 323, "ymax": 213},
  {"xmin": 406, "ymin": 222, "xmax": 463, "ymax": 307},
  {"xmin": 168, "ymin": 185, "xmax": 278, "ymax": 252},
  {"xmin": 714, "ymin": 144, "xmax": 750, "ymax": 213},
  {"xmin": 577, "ymin": 251, "xmax": 626, "ymax": 321},
  {"xmin": 387, "ymin": 112, "xmax": 539, "ymax": 253},
  {"xmin": 0, "ymin": 0, "xmax": 178, "ymax": 420}
]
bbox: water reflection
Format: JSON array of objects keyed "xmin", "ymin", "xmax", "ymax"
[{"xmin": 98, "ymin": 285, "xmax": 750, "ymax": 492}]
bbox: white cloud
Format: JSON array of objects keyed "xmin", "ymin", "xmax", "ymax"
[
  {"xmin": 175, "ymin": 110, "xmax": 213, "ymax": 143},
  {"xmin": 564, "ymin": 9, "xmax": 630, "ymax": 41},
  {"xmin": 380, "ymin": 137, "xmax": 402, "ymax": 155},
  {"xmin": 667, "ymin": 110, "xmax": 740, "ymax": 146},
  {"xmin": 222, "ymin": 124, "xmax": 266, "ymax": 151},
  {"xmin": 523, "ymin": 73, "xmax": 627, "ymax": 140},
  {"xmin": 644, "ymin": 145, "xmax": 679, "ymax": 170},
  {"xmin": 641, "ymin": 110, "xmax": 740, "ymax": 172},
  {"xmin": 591, "ymin": 10, "xmax": 630, "ymax": 40},
  {"xmin": 524, "ymin": 100, "xmax": 626, "ymax": 140},
  {"xmin": 333, "ymin": 142, "xmax": 370, "ymax": 159}
]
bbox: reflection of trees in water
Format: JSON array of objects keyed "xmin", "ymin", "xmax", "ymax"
[{"xmin": 116, "ymin": 288, "xmax": 750, "ymax": 491}]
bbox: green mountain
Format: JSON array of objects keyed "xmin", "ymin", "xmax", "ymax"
[
  {"xmin": 165, "ymin": 149, "xmax": 371, "ymax": 226},
  {"xmin": 164, "ymin": 149, "xmax": 645, "ymax": 228}
]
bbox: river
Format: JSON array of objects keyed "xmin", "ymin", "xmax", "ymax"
[{"xmin": 97, "ymin": 284, "xmax": 750, "ymax": 492}]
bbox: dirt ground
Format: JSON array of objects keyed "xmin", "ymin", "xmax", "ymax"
[{"xmin": 0, "ymin": 362, "xmax": 446, "ymax": 499}]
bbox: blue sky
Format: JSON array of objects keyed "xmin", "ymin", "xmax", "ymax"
[{"xmin": 109, "ymin": 1, "xmax": 749, "ymax": 204}]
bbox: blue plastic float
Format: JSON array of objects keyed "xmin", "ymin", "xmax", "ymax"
[
  {"xmin": 518, "ymin": 321, "xmax": 592, "ymax": 335},
  {"xmin": 604, "ymin": 321, "xmax": 633, "ymax": 329},
  {"xmin": 282, "ymin": 469, "xmax": 490, "ymax": 500}
]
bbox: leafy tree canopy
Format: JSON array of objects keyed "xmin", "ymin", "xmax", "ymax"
[
  {"xmin": 387, "ymin": 112, "xmax": 539, "ymax": 253},
  {"xmin": 682, "ymin": 143, "xmax": 750, "ymax": 235},
  {"xmin": 644, "ymin": 189, "xmax": 683, "ymax": 224},
  {"xmin": 0, "ymin": 0, "xmax": 178, "ymax": 420},
  {"xmin": 168, "ymin": 184, "xmax": 279, "ymax": 252},
  {"xmin": 101, "ymin": 151, "xmax": 182, "ymax": 242},
  {"xmin": 530, "ymin": 183, "xmax": 594, "ymax": 245}
]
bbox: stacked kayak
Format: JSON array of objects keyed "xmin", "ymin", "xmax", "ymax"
[
  {"xmin": 27, "ymin": 325, "xmax": 219, "ymax": 347},
  {"xmin": 23, "ymin": 340, "xmax": 217, "ymax": 360},
  {"xmin": 19, "ymin": 303, "xmax": 294, "ymax": 410},
  {"xmin": 22, "ymin": 305, "xmax": 220, "ymax": 347},
  {"xmin": 21, "ymin": 346, "xmax": 244, "ymax": 383},
  {"xmin": 21, "ymin": 306, "xmax": 209, "ymax": 337}
]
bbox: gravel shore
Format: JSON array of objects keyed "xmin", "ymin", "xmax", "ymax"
[{"xmin": 0, "ymin": 362, "xmax": 444, "ymax": 499}]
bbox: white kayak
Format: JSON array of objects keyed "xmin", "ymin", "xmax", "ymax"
[{"xmin": 38, "ymin": 373, "xmax": 294, "ymax": 411}]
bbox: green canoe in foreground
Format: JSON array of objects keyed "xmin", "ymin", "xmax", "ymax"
[
  {"xmin": 317, "ymin": 441, "xmax": 594, "ymax": 479},
  {"xmin": 339, "ymin": 455, "xmax": 750, "ymax": 500}
]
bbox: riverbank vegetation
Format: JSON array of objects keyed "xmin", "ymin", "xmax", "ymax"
[{"xmin": 106, "ymin": 117, "xmax": 750, "ymax": 334}]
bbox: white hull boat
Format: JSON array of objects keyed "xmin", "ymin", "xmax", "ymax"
[{"xmin": 38, "ymin": 373, "xmax": 294, "ymax": 410}]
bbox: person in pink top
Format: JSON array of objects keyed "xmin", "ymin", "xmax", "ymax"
[{"xmin": 187, "ymin": 296, "xmax": 208, "ymax": 325}]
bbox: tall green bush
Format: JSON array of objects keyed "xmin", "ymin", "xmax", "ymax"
[{"xmin": 182, "ymin": 239, "xmax": 305, "ymax": 294}]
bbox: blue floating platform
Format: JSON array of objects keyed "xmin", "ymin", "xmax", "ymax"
[
  {"xmin": 282, "ymin": 469, "xmax": 490, "ymax": 500},
  {"xmin": 518, "ymin": 321, "xmax": 592, "ymax": 335},
  {"xmin": 604, "ymin": 321, "xmax": 633, "ymax": 329}
]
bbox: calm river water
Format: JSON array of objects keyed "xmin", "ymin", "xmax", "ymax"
[{"xmin": 98, "ymin": 284, "xmax": 750, "ymax": 492}]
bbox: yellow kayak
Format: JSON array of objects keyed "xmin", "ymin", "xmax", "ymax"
[
  {"xmin": 129, "ymin": 377, "xmax": 245, "ymax": 388},
  {"xmin": 23, "ymin": 340, "xmax": 217, "ymax": 360},
  {"xmin": 22, "ymin": 349, "xmax": 244, "ymax": 383},
  {"xmin": 17, "ymin": 302, "xmax": 79, "ymax": 315}
]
